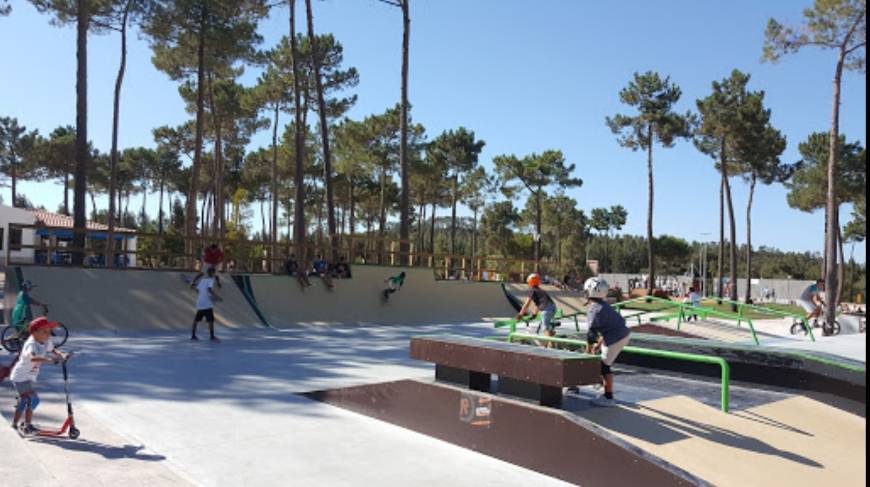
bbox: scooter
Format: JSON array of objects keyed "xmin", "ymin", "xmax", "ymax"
[{"xmin": 34, "ymin": 355, "xmax": 80, "ymax": 439}]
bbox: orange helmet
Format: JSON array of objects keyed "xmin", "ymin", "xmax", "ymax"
[{"xmin": 526, "ymin": 273, "xmax": 541, "ymax": 287}]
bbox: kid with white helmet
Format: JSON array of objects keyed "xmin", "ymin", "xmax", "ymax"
[
  {"xmin": 515, "ymin": 273, "xmax": 558, "ymax": 341},
  {"xmin": 582, "ymin": 276, "xmax": 630, "ymax": 407}
]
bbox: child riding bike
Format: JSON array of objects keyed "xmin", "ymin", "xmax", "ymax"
[{"xmin": 2, "ymin": 280, "xmax": 68, "ymax": 353}]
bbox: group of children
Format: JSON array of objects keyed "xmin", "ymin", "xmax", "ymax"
[
  {"xmin": 284, "ymin": 254, "xmax": 352, "ymax": 290},
  {"xmin": 4, "ymin": 242, "xmax": 648, "ymax": 435},
  {"xmin": 515, "ymin": 273, "xmax": 631, "ymax": 407}
]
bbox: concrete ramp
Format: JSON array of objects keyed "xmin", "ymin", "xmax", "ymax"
[
  {"xmin": 504, "ymin": 283, "xmax": 588, "ymax": 315},
  {"xmin": 4, "ymin": 266, "xmax": 262, "ymax": 332},
  {"xmin": 248, "ymin": 265, "xmax": 514, "ymax": 327}
]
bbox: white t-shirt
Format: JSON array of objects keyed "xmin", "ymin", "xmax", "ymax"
[
  {"xmin": 196, "ymin": 277, "xmax": 215, "ymax": 310},
  {"xmin": 10, "ymin": 335, "xmax": 55, "ymax": 383}
]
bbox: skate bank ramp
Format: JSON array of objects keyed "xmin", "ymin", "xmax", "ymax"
[
  {"xmin": 503, "ymin": 283, "xmax": 588, "ymax": 315},
  {"xmin": 4, "ymin": 266, "xmax": 262, "ymax": 331},
  {"xmin": 247, "ymin": 266, "xmax": 514, "ymax": 327}
]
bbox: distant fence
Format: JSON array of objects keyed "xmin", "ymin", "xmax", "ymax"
[{"xmin": 599, "ymin": 273, "xmax": 814, "ymax": 303}]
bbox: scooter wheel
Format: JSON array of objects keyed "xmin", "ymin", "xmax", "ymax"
[
  {"xmin": 68, "ymin": 427, "xmax": 80, "ymax": 439},
  {"xmin": 823, "ymin": 321, "xmax": 841, "ymax": 336}
]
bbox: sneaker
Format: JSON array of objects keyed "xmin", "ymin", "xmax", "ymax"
[
  {"xmin": 210, "ymin": 336, "xmax": 220, "ymax": 342},
  {"xmin": 590, "ymin": 395, "xmax": 616, "ymax": 408},
  {"xmin": 11, "ymin": 423, "xmax": 18, "ymax": 431},
  {"xmin": 190, "ymin": 336, "xmax": 199, "ymax": 341},
  {"xmin": 20, "ymin": 423, "xmax": 37, "ymax": 435}
]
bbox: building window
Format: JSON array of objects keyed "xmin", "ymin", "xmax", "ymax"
[{"xmin": 10, "ymin": 228, "xmax": 22, "ymax": 249}]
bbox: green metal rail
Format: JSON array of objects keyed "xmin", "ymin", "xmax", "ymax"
[
  {"xmin": 507, "ymin": 332, "xmax": 731, "ymax": 412},
  {"xmin": 494, "ymin": 308, "xmax": 585, "ymax": 333},
  {"xmin": 614, "ymin": 295, "xmax": 765, "ymax": 345},
  {"xmin": 702, "ymin": 297, "xmax": 816, "ymax": 342}
]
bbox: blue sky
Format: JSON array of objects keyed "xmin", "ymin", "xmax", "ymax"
[{"xmin": 0, "ymin": 0, "xmax": 866, "ymax": 261}]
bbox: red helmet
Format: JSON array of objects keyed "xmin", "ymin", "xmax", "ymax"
[{"xmin": 526, "ymin": 273, "xmax": 541, "ymax": 287}]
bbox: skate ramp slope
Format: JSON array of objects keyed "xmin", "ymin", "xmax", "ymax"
[
  {"xmin": 504, "ymin": 282, "xmax": 588, "ymax": 315},
  {"xmin": 5, "ymin": 266, "xmax": 262, "ymax": 331},
  {"xmin": 578, "ymin": 394, "xmax": 865, "ymax": 487},
  {"xmin": 248, "ymin": 265, "xmax": 514, "ymax": 327}
]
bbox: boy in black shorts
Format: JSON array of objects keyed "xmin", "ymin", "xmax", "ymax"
[{"xmin": 191, "ymin": 267, "xmax": 223, "ymax": 341}]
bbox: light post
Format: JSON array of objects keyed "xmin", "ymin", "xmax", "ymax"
[{"xmin": 700, "ymin": 232, "xmax": 711, "ymax": 297}]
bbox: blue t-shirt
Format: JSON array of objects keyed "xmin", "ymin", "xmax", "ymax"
[
  {"xmin": 587, "ymin": 301, "xmax": 630, "ymax": 346},
  {"xmin": 313, "ymin": 259, "xmax": 328, "ymax": 274}
]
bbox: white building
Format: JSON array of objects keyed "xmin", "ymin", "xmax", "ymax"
[{"xmin": 0, "ymin": 204, "xmax": 137, "ymax": 266}]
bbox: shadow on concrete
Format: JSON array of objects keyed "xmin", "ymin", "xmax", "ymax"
[
  {"xmin": 593, "ymin": 402, "xmax": 823, "ymax": 468},
  {"xmin": 25, "ymin": 323, "xmax": 498, "ymax": 419},
  {"xmin": 28, "ymin": 437, "xmax": 166, "ymax": 461}
]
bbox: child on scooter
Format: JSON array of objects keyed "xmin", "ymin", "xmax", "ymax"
[{"xmin": 9, "ymin": 317, "xmax": 68, "ymax": 435}]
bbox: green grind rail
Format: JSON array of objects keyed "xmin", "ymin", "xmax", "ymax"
[
  {"xmin": 614, "ymin": 295, "xmax": 769, "ymax": 345},
  {"xmin": 507, "ymin": 332, "xmax": 731, "ymax": 412}
]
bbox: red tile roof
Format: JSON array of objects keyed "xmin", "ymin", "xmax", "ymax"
[{"xmin": 30, "ymin": 210, "xmax": 136, "ymax": 233}]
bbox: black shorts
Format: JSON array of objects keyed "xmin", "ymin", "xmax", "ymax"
[{"xmin": 194, "ymin": 309, "xmax": 215, "ymax": 322}]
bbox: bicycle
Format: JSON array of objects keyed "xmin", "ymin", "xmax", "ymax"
[
  {"xmin": 790, "ymin": 306, "xmax": 840, "ymax": 337},
  {"xmin": 1, "ymin": 308, "xmax": 69, "ymax": 353}
]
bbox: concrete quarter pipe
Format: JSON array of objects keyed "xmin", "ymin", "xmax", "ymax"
[
  {"xmin": 3, "ymin": 266, "xmax": 263, "ymax": 332},
  {"xmin": 246, "ymin": 265, "xmax": 515, "ymax": 327}
]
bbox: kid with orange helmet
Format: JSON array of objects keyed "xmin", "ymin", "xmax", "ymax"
[{"xmin": 515, "ymin": 273, "xmax": 558, "ymax": 340}]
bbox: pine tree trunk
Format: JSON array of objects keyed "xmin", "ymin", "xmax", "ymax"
[
  {"xmin": 429, "ymin": 201, "xmax": 436, "ymax": 257},
  {"xmin": 72, "ymin": 0, "xmax": 90, "ymax": 265},
  {"xmin": 837, "ymin": 223, "xmax": 845, "ymax": 304},
  {"xmin": 417, "ymin": 199, "xmax": 425, "ymax": 265},
  {"xmin": 824, "ymin": 52, "xmax": 846, "ymax": 328},
  {"xmin": 378, "ymin": 165, "xmax": 387, "ymax": 264},
  {"xmin": 745, "ymin": 174, "xmax": 756, "ymax": 303},
  {"xmin": 290, "ymin": 0, "xmax": 306, "ymax": 263},
  {"xmin": 348, "ymin": 175, "xmax": 355, "ymax": 260},
  {"xmin": 141, "ymin": 183, "xmax": 147, "ymax": 225},
  {"xmin": 646, "ymin": 125, "xmax": 655, "ymax": 294},
  {"xmin": 64, "ymin": 173, "xmax": 70, "ymax": 215},
  {"xmin": 10, "ymin": 158, "xmax": 16, "ymax": 206},
  {"xmin": 158, "ymin": 180, "xmax": 164, "ymax": 235},
  {"xmin": 305, "ymin": 0, "xmax": 337, "ymax": 262},
  {"xmin": 723, "ymin": 164, "xmax": 738, "ymax": 306},
  {"xmin": 398, "ymin": 0, "xmax": 411, "ymax": 266},
  {"xmin": 450, "ymin": 175, "xmax": 457, "ymax": 271},
  {"xmin": 271, "ymin": 104, "xmax": 279, "ymax": 271},
  {"xmin": 717, "ymin": 161, "xmax": 725, "ymax": 298},
  {"xmin": 534, "ymin": 189, "xmax": 542, "ymax": 272},
  {"xmin": 187, "ymin": 7, "xmax": 207, "ymax": 265},
  {"xmin": 206, "ymin": 71, "xmax": 223, "ymax": 239}
]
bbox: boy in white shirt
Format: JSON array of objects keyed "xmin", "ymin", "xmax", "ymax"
[
  {"xmin": 10, "ymin": 317, "xmax": 68, "ymax": 435},
  {"xmin": 191, "ymin": 267, "xmax": 223, "ymax": 341}
]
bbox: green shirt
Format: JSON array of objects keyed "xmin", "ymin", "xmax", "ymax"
[
  {"xmin": 388, "ymin": 274, "xmax": 404, "ymax": 286},
  {"xmin": 11, "ymin": 291, "xmax": 32, "ymax": 327}
]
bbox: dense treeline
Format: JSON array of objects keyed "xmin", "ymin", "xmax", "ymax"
[{"xmin": 0, "ymin": 1, "xmax": 865, "ymax": 307}]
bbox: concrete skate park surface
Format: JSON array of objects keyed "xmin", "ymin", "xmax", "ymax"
[
  {"xmin": 3, "ymin": 266, "xmax": 263, "ymax": 331},
  {"xmin": 1, "ymin": 323, "xmax": 575, "ymax": 487},
  {"xmin": 0, "ymin": 267, "xmax": 865, "ymax": 486},
  {"xmin": 247, "ymin": 265, "xmax": 515, "ymax": 326},
  {"xmin": 1, "ymin": 321, "xmax": 865, "ymax": 486}
]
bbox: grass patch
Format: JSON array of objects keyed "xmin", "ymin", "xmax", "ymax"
[{"xmin": 699, "ymin": 299, "xmax": 803, "ymax": 319}]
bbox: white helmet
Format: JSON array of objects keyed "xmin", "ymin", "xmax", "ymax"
[{"xmin": 583, "ymin": 277, "xmax": 609, "ymax": 299}]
